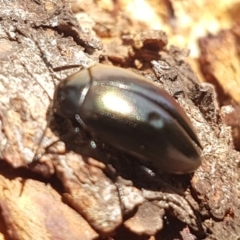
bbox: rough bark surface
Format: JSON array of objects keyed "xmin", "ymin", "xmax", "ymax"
[
  {"xmin": 0, "ymin": 1, "xmax": 240, "ymax": 240},
  {"xmin": 199, "ymin": 27, "xmax": 240, "ymax": 152}
]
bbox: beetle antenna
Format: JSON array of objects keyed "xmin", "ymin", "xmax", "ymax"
[
  {"xmin": 31, "ymin": 110, "xmax": 54, "ymax": 162},
  {"xmin": 29, "ymin": 36, "xmax": 84, "ymax": 164},
  {"xmin": 26, "ymin": 36, "xmax": 57, "ymax": 163}
]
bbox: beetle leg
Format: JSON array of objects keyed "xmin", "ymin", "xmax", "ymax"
[
  {"xmin": 75, "ymin": 114, "xmax": 88, "ymax": 130},
  {"xmin": 98, "ymin": 162, "xmax": 125, "ymax": 212},
  {"xmin": 115, "ymin": 180, "xmax": 126, "ymax": 212},
  {"xmin": 140, "ymin": 165, "xmax": 157, "ymax": 177},
  {"xmin": 90, "ymin": 140, "xmax": 97, "ymax": 149},
  {"xmin": 31, "ymin": 125, "xmax": 80, "ymax": 164}
]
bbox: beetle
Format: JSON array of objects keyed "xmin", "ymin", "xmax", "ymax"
[{"xmin": 53, "ymin": 64, "xmax": 202, "ymax": 174}]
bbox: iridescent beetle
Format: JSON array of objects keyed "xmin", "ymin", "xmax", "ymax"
[{"xmin": 52, "ymin": 64, "xmax": 202, "ymax": 174}]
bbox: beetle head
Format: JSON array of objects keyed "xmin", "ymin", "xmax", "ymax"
[{"xmin": 53, "ymin": 68, "xmax": 91, "ymax": 119}]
